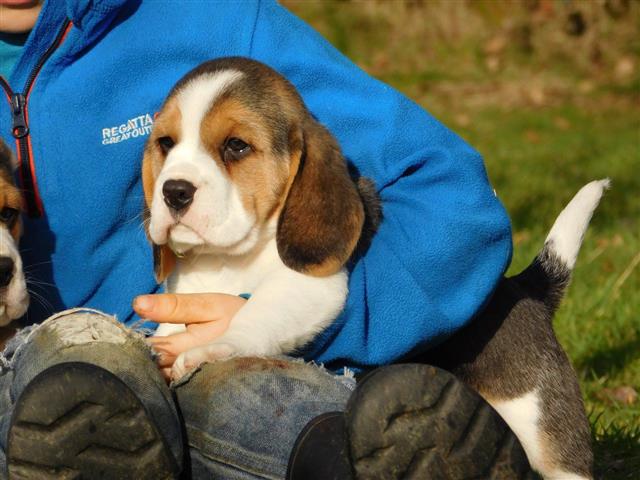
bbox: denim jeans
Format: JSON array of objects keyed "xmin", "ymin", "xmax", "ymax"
[{"xmin": 0, "ymin": 309, "xmax": 354, "ymax": 479}]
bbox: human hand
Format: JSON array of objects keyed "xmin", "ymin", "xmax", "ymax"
[{"xmin": 133, "ymin": 293, "xmax": 246, "ymax": 380}]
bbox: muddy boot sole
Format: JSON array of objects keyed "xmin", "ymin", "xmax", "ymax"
[
  {"xmin": 346, "ymin": 364, "xmax": 537, "ymax": 480},
  {"xmin": 7, "ymin": 362, "xmax": 178, "ymax": 480}
]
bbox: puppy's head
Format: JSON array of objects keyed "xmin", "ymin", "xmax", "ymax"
[
  {"xmin": 143, "ymin": 57, "xmax": 366, "ymax": 281},
  {"xmin": 0, "ymin": 140, "xmax": 28, "ymax": 325}
]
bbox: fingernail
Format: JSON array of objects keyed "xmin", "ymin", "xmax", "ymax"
[{"xmin": 134, "ymin": 295, "xmax": 154, "ymax": 313}]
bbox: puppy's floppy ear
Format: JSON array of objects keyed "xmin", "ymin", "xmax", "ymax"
[
  {"xmin": 142, "ymin": 142, "xmax": 176, "ymax": 283},
  {"xmin": 0, "ymin": 140, "xmax": 24, "ymax": 240},
  {"xmin": 277, "ymin": 120, "xmax": 365, "ymax": 276}
]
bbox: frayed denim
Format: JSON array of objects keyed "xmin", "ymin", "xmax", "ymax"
[{"xmin": 0, "ymin": 310, "xmax": 353, "ymax": 479}]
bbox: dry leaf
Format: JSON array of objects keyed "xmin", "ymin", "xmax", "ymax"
[
  {"xmin": 513, "ymin": 230, "xmax": 531, "ymax": 246},
  {"xmin": 454, "ymin": 113, "xmax": 471, "ymax": 128},
  {"xmin": 484, "ymin": 35, "xmax": 507, "ymax": 56},
  {"xmin": 528, "ymin": 86, "xmax": 546, "ymax": 106},
  {"xmin": 615, "ymin": 57, "xmax": 635, "ymax": 79},
  {"xmin": 524, "ymin": 129, "xmax": 541, "ymax": 143},
  {"xmin": 485, "ymin": 56, "xmax": 501, "ymax": 73},
  {"xmin": 597, "ymin": 386, "xmax": 638, "ymax": 405},
  {"xmin": 553, "ymin": 117, "xmax": 571, "ymax": 130}
]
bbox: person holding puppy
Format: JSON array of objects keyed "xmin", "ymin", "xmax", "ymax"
[{"xmin": 0, "ymin": 1, "xmax": 520, "ymax": 478}]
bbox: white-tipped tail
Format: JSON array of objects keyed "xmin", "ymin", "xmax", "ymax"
[{"xmin": 545, "ymin": 179, "xmax": 610, "ymax": 270}]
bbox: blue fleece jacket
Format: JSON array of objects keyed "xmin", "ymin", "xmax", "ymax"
[{"xmin": 0, "ymin": 0, "xmax": 512, "ymax": 370}]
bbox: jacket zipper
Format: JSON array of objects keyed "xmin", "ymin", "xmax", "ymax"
[{"xmin": 0, "ymin": 20, "xmax": 72, "ymax": 217}]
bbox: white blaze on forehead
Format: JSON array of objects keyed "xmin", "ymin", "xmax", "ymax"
[
  {"xmin": 177, "ymin": 69, "xmax": 244, "ymax": 144},
  {"xmin": 149, "ymin": 68, "xmax": 257, "ymax": 252}
]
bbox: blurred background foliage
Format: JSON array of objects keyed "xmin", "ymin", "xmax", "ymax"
[
  {"xmin": 282, "ymin": 1, "xmax": 639, "ymax": 478},
  {"xmin": 284, "ymin": 0, "xmax": 638, "ymax": 106}
]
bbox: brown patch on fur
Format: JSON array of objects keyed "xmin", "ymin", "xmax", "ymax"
[
  {"xmin": 538, "ymin": 433, "xmax": 564, "ymax": 477},
  {"xmin": 147, "ymin": 57, "xmax": 379, "ymax": 278},
  {"xmin": 152, "ymin": 244, "xmax": 175, "ymax": 284},
  {"xmin": 142, "ymin": 99, "xmax": 182, "ymax": 282},
  {"xmin": 277, "ymin": 120, "xmax": 365, "ymax": 276},
  {"xmin": 190, "ymin": 60, "xmax": 370, "ymax": 276},
  {"xmin": 199, "ymin": 98, "xmax": 290, "ymax": 224},
  {"xmin": 0, "ymin": 181, "xmax": 24, "ymax": 241},
  {"xmin": 0, "ymin": 141, "xmax": 23, "ymax": 240},
  {"xmin": 274, "ymin": 127, "xmax": 304, "ymax": 219}
]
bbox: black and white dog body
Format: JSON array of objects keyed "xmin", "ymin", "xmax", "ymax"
[{"xmin": 424, "ymin": 180, "xmax": 609, "ymax": 480}]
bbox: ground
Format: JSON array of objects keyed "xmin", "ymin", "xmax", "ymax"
[{"xmin": 283, "ymin": 1, "xmax": 639, "ymax": 478}]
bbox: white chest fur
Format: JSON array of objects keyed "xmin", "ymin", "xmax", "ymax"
[
  {"xmin": 167, "ymin": 238, "xmax": 282, "ymax": 296},
  {"xmin": 155, "ymin": 238, "xmax": 349, "ymax": 365}
]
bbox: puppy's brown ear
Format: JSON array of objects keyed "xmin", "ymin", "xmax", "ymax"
[
  {"xmin": 151, "ymin": 244, "xmax": 175, "ymax": 284},
  {"xmin": 142, "ymin": 143, "xmax": 176, "ymax": 283},
  {"xmin": 277, "ymin": 121, "xmax": 365, "ymax": 276},
  {"xmin": 0, "ymin": 140, "xmax": 24, "ymax": 240}
]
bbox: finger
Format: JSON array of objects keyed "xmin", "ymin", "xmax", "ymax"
[
  {"xmin": 147, "ymin": 340, "xmax": 176, "ymax": 367},
  {"xmin": 155, "ymin": 352, "xmax": 176, "ymax": 368},
  {"xmin": 133, "ymin": 293, "xmax": 245, "ymax": 324},
  {"xmin": 146, "ymin": 338, "xmax": 175, "ymax": 354},
  {"xmin": 146, "ymin": 336, "xmax": 169, "ymax": 346},
  {"xmin": 146, "ymin": 331, "xmax": 211, "ymax": 357}
]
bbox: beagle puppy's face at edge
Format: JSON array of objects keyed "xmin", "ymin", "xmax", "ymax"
[
  {"xmin": 0, "ymin": 140, "xmax": 28, "ymax": 325},
  {"xmin": 143, "ymin": 57, "xmax": 366, "ymax": 280}
]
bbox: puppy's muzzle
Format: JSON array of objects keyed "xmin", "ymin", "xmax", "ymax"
[
  {"xmin": 163, "ymin": 179, "xmax": 197, "ymax": 214},
  {"xmin": 0, "ymin": 256, "xmax": 14, "ymax": 288}
]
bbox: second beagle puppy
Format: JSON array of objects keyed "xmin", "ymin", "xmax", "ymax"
[
  {"xmin": 143, "ymin": 57, "xmax": 378, "ymax": 381},
  {"xmin": 0, "ymin": 139, "xmax": 28, "ymax": 328}
]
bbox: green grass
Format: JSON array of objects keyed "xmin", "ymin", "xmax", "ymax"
[
  {"xmin": 427, "ymin": 106, "xmax": 640, "ymax": 480},
  {"xmin": 449, "ymin": 106, "xmax": 640, "ymax": 479},
  {"xmin": 284, "ymin": 1, "xmax": 640, "ymax": 477},
  {"xmin": 437, "ymin": 105, "xmax": 640, "ymax": 425},
  {"xmin": 432, "ymin": 115, "xmax": 639, "ymax": 478}
]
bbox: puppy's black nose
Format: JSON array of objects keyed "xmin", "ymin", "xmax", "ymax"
[
  {"xmin": 163, "ymin": 179, "xmax": 197, "ymax": 213},
  {"xmin": 0, "ymin": 257, "xmax": 14, "ymax": 288}
]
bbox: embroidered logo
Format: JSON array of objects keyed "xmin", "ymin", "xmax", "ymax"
[{"xmin": 102, "ymin": 113, "xmax": 154, "ymax": 145}]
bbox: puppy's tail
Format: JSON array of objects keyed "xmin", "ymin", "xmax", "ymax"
[{"xmin": 513, "ymin": 179, "xmax": 610, "ymax": 312}]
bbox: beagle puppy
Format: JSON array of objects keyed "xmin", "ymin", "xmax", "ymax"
[
  {"xmin": 0, "ymin": 139, "xmax": 28, "ymax": 329},
  {"xmin": 142, "ymin": 56, "xmax": 601, "ymax": 479},
  {"xmin": 143, "ymin": 57, "xmax": 379, "ymax": 381}
]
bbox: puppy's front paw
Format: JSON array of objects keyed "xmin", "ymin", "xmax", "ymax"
[{"xmin": 171, "ymin": 343, "xmax": 236, "ymax": 381}]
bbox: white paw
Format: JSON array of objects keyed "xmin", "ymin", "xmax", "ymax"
[
  {"xmin": 154, "ymin": 323, "xmax": 186, "ymax": 337},
  {"xmin": 170, "ymin": 343, "xmax": 236, "ymax": 381}
]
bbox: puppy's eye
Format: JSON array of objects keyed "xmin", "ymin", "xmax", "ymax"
[
  {"xmin": 223, "ymin": 137, "xmax": 251, "ymax": 163},
  {"xmin": 0, "ymin": 207, "xmax": 19, "ymax": 227},
  {"xmin": 157, "ymin": 136, "xmax": 175, "ymax": 154}
]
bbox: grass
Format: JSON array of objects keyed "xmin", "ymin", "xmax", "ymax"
[
  {"xmin": 458, "ymin": 105, "xmax": 640, "ymax": 480},
  {"xmin": 284, "ymin": 1, "xmax": 639, "ymax": 478}
]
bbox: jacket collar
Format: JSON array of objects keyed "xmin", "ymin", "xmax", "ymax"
[
  {"xmin": 8, "ymin": 0, "xmax": 135, "ymax": 89},
  {"xmin": 63, "ymin": 0, "xmax": 134, "ymax": 32}
]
